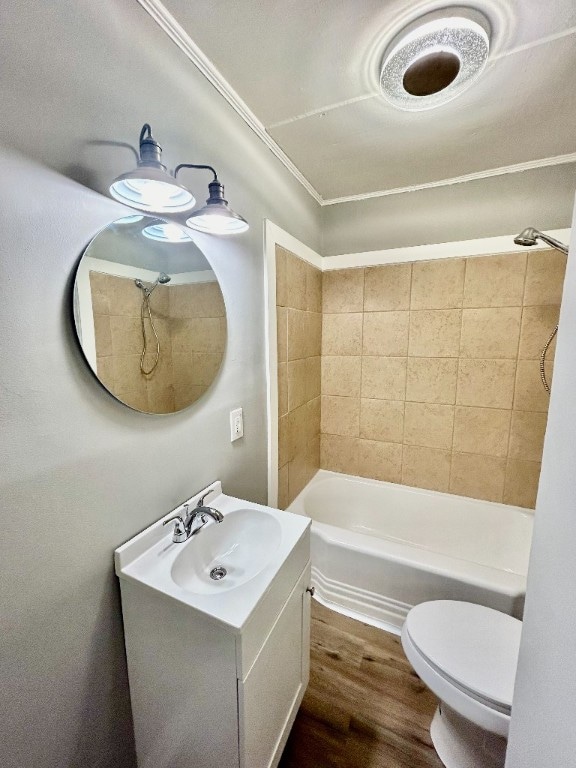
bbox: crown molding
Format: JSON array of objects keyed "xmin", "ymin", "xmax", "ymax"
[
  {"xmin": 322, "ymin": 153, "xmax": 576, "ymax": 206},
  {"xmin": 139, "ymin": 0, "xmax": 576, "ymax": 209},
  {"xmin": 137, "ymin": 0, "xmax": 322, "ymax": 204}
]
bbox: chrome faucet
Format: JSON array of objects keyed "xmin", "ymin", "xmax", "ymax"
[{"xmin": 163, "ymin": 491, "xmax": 224, "ymax": 543}]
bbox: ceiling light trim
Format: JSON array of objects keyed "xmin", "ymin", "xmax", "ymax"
[
  {"xmin": 322, "ymin": 152, "xmax": 576, "ymax": 206},
  {"xmin": 380, "ymin": 10, "xmax": 490, "ymax": 111},
  {"xmin": 137, "ymin": 0, "xmax": 322, "ymax": 204}
]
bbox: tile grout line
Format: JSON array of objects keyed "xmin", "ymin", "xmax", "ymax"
[
  {"xmin": 360, "ymin": 267, "xmax": 366, "ymax": 428},
  {"xmin": 402, "ymin": 263, "xmax": 414, "ymax": 482},
  {"xmin": 315, "ymin": 263, "xmax": 323, "ymax": 479},
  {"xmin": 356, "ymin": 267, "xmax": 366, "ymax": 470},
  {"xmin": 319, "ymin": 269, "xmax": 325, "ymax": 470},
  {"xmin": 318, "ymin": 431, "xmax": 534, "ymax": 461},
  {"xmin": 277, "ymin": 253, "xmax": 288, "ymax": 500},
  {"xmin": 449, "ymin": 259, "xmax": 467, "ymax": 493},
  {"xmin": 315, "ymin": 254, "xmax": 556, "ymax": 505},
  {"xmin": 504, "ymin": 254, "xmax": 530, "ymax": 502}
]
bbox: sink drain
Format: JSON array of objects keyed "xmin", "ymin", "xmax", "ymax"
[{"xmin": 210, "ymin": 565, "xmax": 227, "ymax": 581}]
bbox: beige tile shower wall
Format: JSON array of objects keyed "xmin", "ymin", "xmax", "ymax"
[
  {"xmin": 90, "ymin": 273, "xmax": 225, "ymax": 413},
  {"xmin": 168, "ymin": 282, "xmax": 226, "ymax": 411},
  {"xmin": 91, "ymin": 271, "xmax": 173, "ymax": 413},
  {"xmin": 319, "ymin": 250, "xmax": 566, "ymax": 508},
  {"xmin": 276, "ymin": 245, "xmax": 322, "ymax": 509}
]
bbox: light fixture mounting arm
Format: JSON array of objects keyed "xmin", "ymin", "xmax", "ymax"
[
  {"xmin": 138, "ymin": 123, "xmax": 165, "ymax": 169},
  {"xmin": 174, "ymin": 163, "xmax": 219, "ymax": 182},
  {"xmin": 175, "ymin": 163, "xmax": 229, "ymax": 205}
]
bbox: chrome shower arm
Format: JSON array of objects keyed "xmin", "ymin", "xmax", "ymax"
[
  {"xmin": 514, "ymin": 227, "xmax": 569, "ymax": 255},
  {"xmin": 535, "ymin": 232, "xmax": 569, "ymax": 255}
]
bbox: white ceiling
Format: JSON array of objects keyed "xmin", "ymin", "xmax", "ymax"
[{"xmin": 149, "ymin": 0, "xmax": 576, "ymax": 203}]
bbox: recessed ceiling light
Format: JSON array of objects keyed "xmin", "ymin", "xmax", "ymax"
[{"xmin": 380, "ymin": 9, "xmax": 490, "ymax": 111}]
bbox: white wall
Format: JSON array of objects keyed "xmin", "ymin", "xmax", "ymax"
[
  {"xmin": 0, "ymin": 3, "xmax": 321, "ymax": 768},
  {"xmin": 506, "ymin": 195, "xmax": 576, "ymax": 766}
]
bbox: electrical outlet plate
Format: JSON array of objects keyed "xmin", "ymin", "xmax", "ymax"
[{"xmin": 230, "ymin": 407, "xmax": 244, "ymax": 442}]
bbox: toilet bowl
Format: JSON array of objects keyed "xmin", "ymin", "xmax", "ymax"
[{"xmin": 401, "ymin": 600, "xmax": 522, "ymax": 768}]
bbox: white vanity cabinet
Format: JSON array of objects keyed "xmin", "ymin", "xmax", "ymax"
[
  {"xmin": 115, "ymin": 484, "xmax": 311, "ymax": 768},
  {"xmin": 238, "ymin": 562, "xmax": 311, "ymax": 767}
]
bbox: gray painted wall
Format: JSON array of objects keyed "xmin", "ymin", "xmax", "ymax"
[
  {"xmin": 506, "ymin": 201, "xmax": 576, "ymax": 765},
  {"xmin": 0, "ymin": 2, "xmax": 321, "ymax": 768},
  {"xmin": 321, "ymin": 163, "xmax": 576, "ymax": 255},
  {"xmin": 0, "ymin": 0, "xmax": 321, "ymax": 250}
]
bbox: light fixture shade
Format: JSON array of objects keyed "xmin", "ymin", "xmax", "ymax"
[
  {"xmin": 110, "ymin": 167, "xmax": 195, "ymax": 213},
  {"xmin": 185, "ymin": 180, "xmax": 249, "ymax": 235},
  {"xmin": 380, "ymin": 10, "xmax": 490, "ymax": 111},
  {"xmin": 109, "ymin": 124, "xmax": 196, "ymax": 213},
  {"xmin": 142, "ymin": 221, "xmax": 194, "ymax": 243}
]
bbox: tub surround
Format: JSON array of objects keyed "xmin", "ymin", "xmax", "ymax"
[
  {"xmin": 91, "ymin": 272, "xmax": 226, "ymax": 413},
  {"xmin": 318, "ymin": 250, "xmax": 566, "ymax": 507},
  {"xmin": 277, "ymin": 245, "xmax": 322, "ymax": 508},
  {"xmin": 275, "ymin": 246, "xmax": 565, "ymax": 510}
]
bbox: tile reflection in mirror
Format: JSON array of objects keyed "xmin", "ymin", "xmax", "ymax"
[{"xmin": 73, "ymin": 215, "xmax": 226, "ymax": 414}]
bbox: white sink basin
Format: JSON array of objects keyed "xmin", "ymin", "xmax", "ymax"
[
  {"xmin": 114, "ymin": 481, "xmax": 310, "ymax": 630},
  {"xmin": 171, "ymin": 508, "xmax": 282, "ymax": 594}
]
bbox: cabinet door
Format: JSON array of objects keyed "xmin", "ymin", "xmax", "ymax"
[{"xmin": 238, "ymin": 563, "xmax": 311, "ymax": 768}]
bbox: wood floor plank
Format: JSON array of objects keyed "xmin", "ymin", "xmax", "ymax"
[
  {"xmin": 279, "ymin": 601, "xmax": 443, "ymax": 768},
  {"xmin": 345, "ymin": 715, "xmax": 440, "ymax": 768},
  {"xmin": 280, "ymin": 713, "xmax": 349, "ymax": 768}
]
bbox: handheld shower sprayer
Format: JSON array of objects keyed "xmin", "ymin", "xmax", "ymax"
[
  {"xmin": 513, "ymin": 227, "xmax": 569, "ymax": 393},
  {"xmin": 135, "ymin": 271, "xmax": 171, "ymax": 297},
  {"xmin": 134, "ymin": 272, "xmax": 172, "ymax": 374},
  {"xmin": 513, "ymin": 227, "xmax": 569, "ymax": 255}
]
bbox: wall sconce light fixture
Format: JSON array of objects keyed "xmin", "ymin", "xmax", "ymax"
[
  {"xmin": 109, "ymin": 124, "xmax": 249, "ymax": 235},
  {"xmin": 175, "ymin": 164, "xmax": 249, "ymax": 235},
  {"xmin": 109, "ymin": 125, "xmax": 196, "ymax": 213}
]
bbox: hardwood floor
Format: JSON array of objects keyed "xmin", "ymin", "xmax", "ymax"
[{"xmin": 279, "ymin": 600, "xmax": 443, "ymax": 768}]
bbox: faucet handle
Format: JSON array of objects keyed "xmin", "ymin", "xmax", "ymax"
[
  {"xmin": 163, "ymin": 513, "xmax": 186, "ymax": 534},
  {"xmin": 197, "ymin": 490, "xmax": 215, "ymax": 507}
]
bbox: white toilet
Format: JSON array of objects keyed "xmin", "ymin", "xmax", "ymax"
[{"xmin": 401, "ymin": 600, "xmax": 522, "ymax": 768}]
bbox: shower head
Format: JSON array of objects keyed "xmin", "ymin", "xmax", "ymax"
[
  {"xmin": 514, "ymin": 227, "xmax": 539, "ymax": 247},
  {"xmin": 134, "ymin": 272, "xmax": 171, "ymax": 296},
  {"xmin": 514, "ymin": 227, "xmax": 569, "ymax": 255}
]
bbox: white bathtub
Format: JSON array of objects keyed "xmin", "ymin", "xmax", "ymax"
[{"xmin": 287, "ymin": 470, "xmax": 533, "ymax": 634}]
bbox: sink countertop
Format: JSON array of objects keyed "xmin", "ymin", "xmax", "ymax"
[{"xmin": 114, "ymin": 481, "xmax": 311, "ymax": 632}]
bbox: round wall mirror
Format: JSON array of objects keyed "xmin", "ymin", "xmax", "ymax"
[{"xmin": 73, "ymin": 215, "xmax": 227, "ymax": 414}]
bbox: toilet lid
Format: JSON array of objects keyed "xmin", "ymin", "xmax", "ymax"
[{"xmin": 405, "ymin": 601, "xmax": 522, "ymax": 711}]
